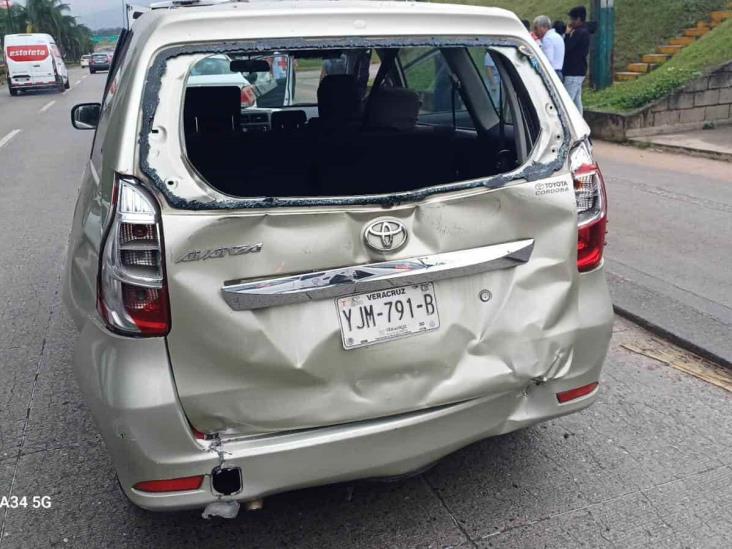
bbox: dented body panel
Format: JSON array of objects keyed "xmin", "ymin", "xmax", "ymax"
[
  {"xmin": 71, "ymin": 267, "xmax": 611, "ymax": 511},
  {"xmin": 163, "ymin": 180, "xmax": 587, "ymax": 435},
  {"xmin": 62, "ymin": 0, "xmax": 611, "ymax": 512}
]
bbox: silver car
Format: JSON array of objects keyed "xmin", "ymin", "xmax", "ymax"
[{"xmin": 65, "ymin": 0, "xmax": 612, "ymax": 514}]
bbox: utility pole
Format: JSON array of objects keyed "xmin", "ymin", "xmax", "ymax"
[
  {"xmin": 3, "ymin": 0, "xmax": 15, "ymax": 34},
  {"xmin": 590, "ymin": 0, "xmax": 615, "ymax": 90}
]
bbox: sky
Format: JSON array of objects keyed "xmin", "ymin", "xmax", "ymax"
[
  {"xmin": 15, "ymin": 0, "xmax": 153, "ymax": 30},
  {"xmin": 71, "ymin": 1, "xmax": 153, "ymax": 29}
]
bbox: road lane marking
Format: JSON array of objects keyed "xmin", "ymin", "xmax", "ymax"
[
  {"xmin": 74, "ymin": 80, "xmax": 82, "ymax": 86},
  {"xmin": 0, "ymin": 129, "xmax": 22, "ymax": 150},
  {"xmin": 39, "ymin": 100, "xmax": 56, "ymax": 113}
]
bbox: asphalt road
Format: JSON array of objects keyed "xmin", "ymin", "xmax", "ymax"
[
  {"xmin": 594, "ymin": 143, "xmax": 732, "ymax": 366},
  {"xmin": 0, "ymin": 71, "xmax": 731, "ymax": 548}
]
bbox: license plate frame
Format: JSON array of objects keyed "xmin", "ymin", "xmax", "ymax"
[{"xmin": 336, "ymin": 283, "xmax": 440, "ymax": 350}]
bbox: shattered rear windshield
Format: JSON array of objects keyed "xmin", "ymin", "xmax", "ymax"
[{"xmin": 178, "ymin": 45, "xmax": 540, "ymax": 199}]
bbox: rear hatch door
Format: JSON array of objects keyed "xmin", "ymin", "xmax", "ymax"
[
  {"xmin": 6, "ymin": 42, "xmax": 51, "ymax": 85},
  {"xmin": 162, "ymin": 182, "xmax": 581, "ymax": 435}
]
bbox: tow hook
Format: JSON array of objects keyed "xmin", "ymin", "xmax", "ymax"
[
  {"xmin": 201, "ymin": 466, "xmax": 244, "ymax": 520},
  {"xmin": 202, "ymin": 436, "xmax": 254, "ymax": 519}
]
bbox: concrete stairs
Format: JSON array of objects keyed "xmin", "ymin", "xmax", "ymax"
[{"xmin": 614, "ymin": 4, "xmax": 732, "ymax": 83}]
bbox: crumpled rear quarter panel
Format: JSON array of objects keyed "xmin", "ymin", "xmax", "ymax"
[{"xmin": 162, "ymin": 179, "xmax": 581, "ymax": 434}]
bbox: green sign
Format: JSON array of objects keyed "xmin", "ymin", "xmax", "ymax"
[{"xmin": 92, "ymin": 35, "xmax": 120, "ymax": 45}]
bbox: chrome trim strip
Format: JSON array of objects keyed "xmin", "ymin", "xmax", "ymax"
[{"xmin": 221, "ymin": 239, "xmax": 534, "ymax": 311}]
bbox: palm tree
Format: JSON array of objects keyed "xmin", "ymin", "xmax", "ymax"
[
  {"xmin": 26, "ymin": 0, "xmax": 70, "ymax": 36},
  {"xmin": 9, "ymin": 0, "xmax": 93, "ymax": 62},
  {"xmin": 0, "ymin": 3, "xmax": 28, "ymax": 36}
]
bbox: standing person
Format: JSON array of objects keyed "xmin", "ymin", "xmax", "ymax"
[
  {"xmin": 563, "ymin": 6, "xmax": 591, "ymax": 114},
  {"xmin": 553, "ymin": 20, "xmax": 567, "ymax": 37},
  {"xmin": 533, "ymin": 15, "xmax": 565, "ymax": 80},
  {"xmin": 521, "ymin": 19, "xmax": 542, "ymax": 44}
]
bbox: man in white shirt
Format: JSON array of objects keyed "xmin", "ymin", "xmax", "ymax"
[{"xmin": 533, "ymin": 15, "xmax": 565, "ymax": 80}]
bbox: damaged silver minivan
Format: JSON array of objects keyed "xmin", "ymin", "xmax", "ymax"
[{"xmin": 64, "ymin": 0, "xmax": 613, "ymax": 513}]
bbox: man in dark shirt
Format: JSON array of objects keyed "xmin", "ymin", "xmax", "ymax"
[{"xmin": 563, "ymin": 6, "xmax": 591, "ymax": 114}]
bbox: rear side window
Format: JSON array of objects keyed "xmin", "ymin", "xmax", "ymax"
[
  {"xmin": 398, "ymin": 48, "xmax": 474, "ymax": 130},
  {"xmin": 173, "ymin": 43, "xmax": 545, "ymax": 200}
]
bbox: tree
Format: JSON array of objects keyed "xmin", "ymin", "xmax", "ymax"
[
  {"xmin": 0, "ymin": 3, "xmax": 28, "ymax": 37},
  {"xmin": 2, "ymin": 0, "xmax": 93, "ymax": 62}
]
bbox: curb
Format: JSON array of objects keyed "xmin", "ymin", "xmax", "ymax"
[
  {"xmin": 625, "ymin": 138, "xmax": 732, "ymax": 163},
  {"xmin": 614, "ymin": 304, "xmax": 732, "ymax": 370}
]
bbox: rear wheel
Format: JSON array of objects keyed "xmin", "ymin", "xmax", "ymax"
[
  {"xmin": 64, "ymin": 78, "xmax": 70, "ymax": 90},
  {"xmin": 90, "ymin": 68, "xmax": 96, "ymax": 74},
  {"xmin": 9, "ymin": 86, "xmax": 18, "ymax": 97}
]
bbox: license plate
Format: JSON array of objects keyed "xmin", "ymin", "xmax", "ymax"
[{"xmin": 336, "ymin": 283, "xmax": 440, "ymax": 349}]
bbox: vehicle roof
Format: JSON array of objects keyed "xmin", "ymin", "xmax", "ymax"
[
  {"xmin": 131, "ymin": 1, "xmax": 528, "ymax": 48},
  {"xmin": 3, "ymin": 33, "xmax": 55, "ymax": 42}
]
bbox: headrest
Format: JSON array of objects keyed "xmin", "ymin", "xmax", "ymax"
[
  {"xmin": 317, "ymin": 75, "xmax": 361, "ymax": 123},
  {"xmin": 185, "ymin": 86, "xmax": 240, "ymax": 116},
  {"xmin": 271, "ymin": 110, "xmax": 307, "ymax": 132},
  {"xmin": 366, "ymin": 87, "xmax": 420, "ymax": 131},
  {"xmin": 184, "ymin": 86, "xmax": 241, "ymax": 134}
]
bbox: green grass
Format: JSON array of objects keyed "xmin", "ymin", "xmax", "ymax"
[
  {"xmin": 584, "ymin": 18, "xmax": 732, "ymax": 112},
  {"xmin": 436, "ymin": 0, "xmax": 728, "ymax": 71}
]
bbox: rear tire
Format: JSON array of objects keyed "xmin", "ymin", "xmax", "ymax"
[
  {"xmin": 64, "ymin": 79, "xmax": 70, "ymax": 90},
  {"xmin": 90, "ymin": 68, "xmax": 96, "ymax": 74},
  {"xmin": 9, "ymin": 86, "xmax": 18, "ymax": 97}
]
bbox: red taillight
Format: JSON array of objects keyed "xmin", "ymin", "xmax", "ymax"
[
  {"xmin": 133, "ymin": 475, "xmax": 204, "ymax": 493},
  {"xmin": 577, "ymin": 215, "xmax": 607, "ymax": 272},
  {"xmin": 121, "ymin": 284, "xmax": 169, "ymax": 334},
  {"xmin": 241, "ymin": 85, "xmax": 256, "ymax": 107},
  {"xmin": 98, "ymin": 178, "xmax": 170, "ymax": 336},
  {"xmin": 571, "ymin": 143, "xmax": 608, "ymax": 272},
  {"xmin": 556, "ymin": 382, "xmax": 599, "ymax": 403}
]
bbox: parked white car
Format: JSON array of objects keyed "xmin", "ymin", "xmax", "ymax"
[
  {"xmin": 188, "ymin": 54, "xmax": 257, "ymax": 108},
  {"xmin": 80, "ymin": 54, "xmax": 91, "ymax": 68}
]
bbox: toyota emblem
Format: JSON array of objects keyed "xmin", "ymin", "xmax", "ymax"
[{"xmin": 363, "ymin": 218, "xmax": 408, "ymax": 252}]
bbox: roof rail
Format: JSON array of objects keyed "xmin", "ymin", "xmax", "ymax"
[{"xmin": 150, "ymin": 0, "xmax": 244, "ymax": 9}]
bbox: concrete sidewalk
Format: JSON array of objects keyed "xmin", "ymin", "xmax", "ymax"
[{"xmin": 630, "ymin": 124, "xmax": 732, "ymax": 162}]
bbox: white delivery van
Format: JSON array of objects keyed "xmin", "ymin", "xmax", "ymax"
[{"xmin": 3, "ymin": 33, "xmax": 69, "ymax": 96}]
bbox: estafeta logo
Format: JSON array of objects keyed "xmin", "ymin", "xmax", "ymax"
[{"xmin": 7, "ymin": 45, "xmax": 49, "ymax": 62}]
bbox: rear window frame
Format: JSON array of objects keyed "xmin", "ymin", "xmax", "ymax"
[{"xmin": 139, "ymin": 35, "xmax": 571, "ymax": 211}]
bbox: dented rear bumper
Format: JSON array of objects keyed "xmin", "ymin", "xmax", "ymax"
[{"xmin": 72, "ymin": 266, "xmax": 612, "ymax": 511}]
